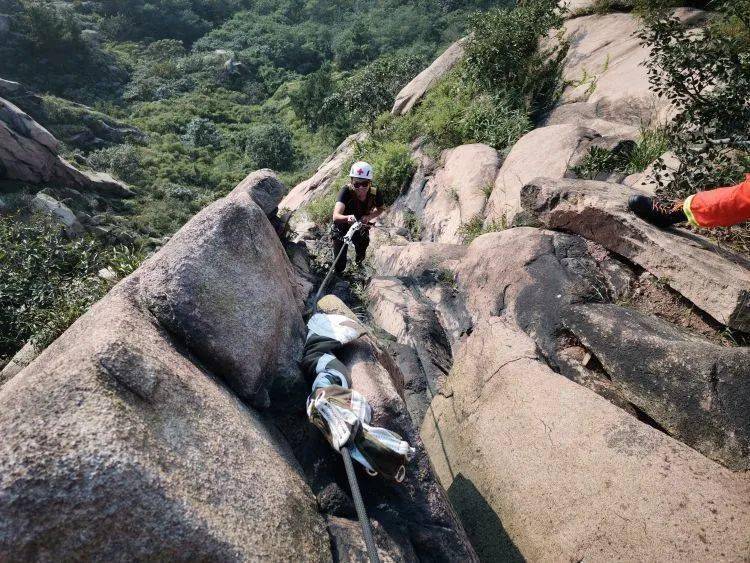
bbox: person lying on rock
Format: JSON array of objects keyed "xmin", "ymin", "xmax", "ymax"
[
  {"xmin": 330, "ymin": 161, "xmax": 384, "ymax": 274},
  {"xmin": 628, "ymin": 174, "xmax": 750, "ymax": 229}
]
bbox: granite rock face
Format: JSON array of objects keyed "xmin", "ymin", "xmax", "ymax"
[
  {"xmin": 520, "ymin": 177, "xmax": 750, "ymax": 331},
  {"xmin": 391, "ymin": 38, "xmax": 467, "ymax": 116},
  {"xmin": 138, "ymin": 179, "xmax": 306, "ymax": 405},
  {"xmin": 0, "ymin": 287, "xmax": 327, "ymax": 560}
]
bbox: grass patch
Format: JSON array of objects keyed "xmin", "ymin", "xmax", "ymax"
[
  {"xmin": 457, "ymin": 214, "xmax": 507, "ymax": 244},
  {"xmin": 403, "ymin": 209, "xmax": 423, "ymax": 241},
  {"xmin": 572, "ymin": 127, "xmax": 669, "ymax": 179},
  {"xmin": 303, "ymin": 188, "xmax": 339, "ymax": 228}
]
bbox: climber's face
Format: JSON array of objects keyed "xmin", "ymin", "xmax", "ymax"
[{"xmin": 352, "ymin": 179, "xmax": 370, "ymax": 200}]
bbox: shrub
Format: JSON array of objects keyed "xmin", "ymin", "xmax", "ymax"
[
  {"xmin": 341, "ymin": 54, "xmax": 423, "ymax": 130},
  {"xmin": 457, "ymin": 214, "xmax": 506, "ymax": 244},
  {"xmin": 244, "ymin": 122, "xmax": 296, "ymax": 171},
  {"xmin": 638, "ymin": 1, "xmax": 750, "ymax": 200},
  {"xmin": 572, "ymin": 128, "xmax": 670, "ymax": 179},
  {"xmin": 304, "ymin": 188, "xmax": 338, "ymax": 227},
  {"xmin": 626, "ymin": 128, "xmax": 669, "ymax": 173},
  {"xmin": 465, "ymin": 0, "xmax": 567, "ymax": 121},
  {"xmin": 87, "ymin": 144, "xmax": 144, "ymax": 184},
  {"xmin": 181, "ymin": 117, "xmax": 223, "ymax": 150},
  {"xmin": 18, "ymin": 1, "xmax": 84, "ymax": 57},
  {"xmin": 355, "ymin": 140, "xmax": 416, "ymax": 205},
  {"xmin": 0, "ymin": 215, "xmax": 143, "ymax": 362}
]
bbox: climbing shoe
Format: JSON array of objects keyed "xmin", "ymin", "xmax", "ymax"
[{"xmin": 628, "ymin": 195, "xmax": 687, "ymax": 228}]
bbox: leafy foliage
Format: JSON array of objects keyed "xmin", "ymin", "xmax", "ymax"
[
  {"xmin": 244, "ymin": 122, "xmax": 296, "ymax": 170},
  {"xmin": 638, "ymin": 1, "xmax": 750, "ymax": 198},
  {"xmin": 354, "ymin": 140, "xmax": 416, "ymax": 205},
  {"xmin": 465, "ymin": 0, "xmax": 567, "ymax": 121},
  {"xmin": 457, "ymin": 214, "xmax": 506, "ymax": 244},
  {"xmin": 572, "ymin": 129, "xmax": 669, "ymax": 179},
  {"xmin": 181, "ymin": 117, "xmax": 224, "ymax": 149},
  {"xmin": 0, "ymin": 216, "xmax": 143, "ymax": 362}
]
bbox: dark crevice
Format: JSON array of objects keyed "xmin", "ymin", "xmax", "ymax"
[{"xmin": 630, "ymin": 403, "xmax": 670, "ymax": 436}]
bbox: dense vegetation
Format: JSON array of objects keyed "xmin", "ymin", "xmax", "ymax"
[
  {"xmin": 0, "ymin": 216, "xmax": 142, "ymax": 361},
  {"xmin": 0, "ymin": 0, "xmax": 505, "ymax": 365},
  {"xmin": 0, "ymin": 0, "xmax": 505, "ymax": 234},
  {"xmin": 640, "ymin": 0, "xmax": 750, "ymax": 252}
]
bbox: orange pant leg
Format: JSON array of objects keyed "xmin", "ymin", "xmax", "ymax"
[{"xmin": 684, "ymin": 174, "xmax": 750, "ymax": 228}]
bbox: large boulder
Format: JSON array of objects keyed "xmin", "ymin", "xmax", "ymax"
[
  {"xmin": 138, "ymin": 179, "xmax": 306, "ymax": 405},
  {"xmin": 418, "ymin": 143, "xmax": 501, "ymax": 244},
  {"xmin": 455, "ymin": 227, "xmax": 632, "ymax": 377},
  {"xmin": 391, "ymin": 37, "xmax": 467, "ymax": 116},
  {"xmin": 0, "ymin": 284, "xmax": 330, "ymax": 560},
  {"xmin": 371, "ymin": 241, "xmax": 467, "ymax": 278},
  {"xmin": 422, "ymin": 317, "xmax": 750, "ymax": 561},
  {"xmin": 234, "ymin": 168, "xmax": 286, "ymax": 215},
  {"xmin": 280, "ymin": 131, "xmax": 367, "ymax": 212},
  {"xmin": 0, "ymin": 180, "xmax": 332, "ymax": 559},
  {"xmin": 30, "ymin": 192, "xmax": 85, "ymax": 237},
  {"xmin": 0, "ymin": 97, "xmax": 132, "ymax": 196},
  {"xmin": 520, "ymin": 177, "xmax": 750, "ymax": 331},
  {"xmin": 564, "ymin": 303, "xmax": 750, "ymax": 470},
  {"xmin": 546, "ymin": 10, "xmax": 707, "ymax": 127},
  {"xmin": 0, "ymin": 341, "xmax": 39, "ymax": 386},
  {"xmin": 484, "ymin": 125, "xmax": 598, "ymax": 225}
]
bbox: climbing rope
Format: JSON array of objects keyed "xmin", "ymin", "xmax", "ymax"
[{"xmin": 309, "ymin": 220, "xmax": 381, "ymax": 563}]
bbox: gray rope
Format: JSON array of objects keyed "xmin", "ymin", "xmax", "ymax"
[
  {"xmin": 341, "ymin": 446, "xmax": 381, "ymax": 563},
  {"xmin": 308, "ymin": 222, "xmax": 380, "ymax": 563}
]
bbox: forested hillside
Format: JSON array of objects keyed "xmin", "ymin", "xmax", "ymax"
[
  {"xmin": 0, "ymin": 0, "xmax": 503, "ymax": 365},
  {"xmin": 0, "ymin": 0, "xmax": 503, "ymax": 232}
]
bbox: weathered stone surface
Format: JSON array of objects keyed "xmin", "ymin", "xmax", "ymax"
[
  {"xmin": 372, "ymin": 241, "xmax": 466, "ymax": 278},
  {"xmin": 564, "ymin": 303, "xmax": 750, "ymax": 470},
  {"xmin": 280, "ymin": 131, "xmax": 367, "ymax": 212},
  {"xmin": 391, "ymin": 37, "xmax": 467, "ymax": 116},
  {"xmin": 328, "ymin": 516, "xmax": 417, "ymax": 563},
  {"xmin": 455, "ymin": 227, "xmax": 628, "ymax": 375},
  {"xmin": 234, "ymin": 168, "xmax": 285, "ymax": 215},
  {"xmin": 0, "ymin": 342, "xmax": 40, "ymax": 386},
  {"xmin": 367, "ymin": 276, "xmax": 453, "ymax": 425},
  {"xmin": 547, "ymin": 10, "xmax": 707, "ymax": 127},
  {"xmin": 0, "ymin": 284, "xmax": 330, "ymax": 560},
  {"xmin": 138, "ymin": 180, "xmax": 306, "ymax": 404},
  {"xmin": 316, "ymin": 296, "xmax": 478, "ymax": 562},
  {"xmin": 520, "ymin": 177, "xmax": 750, "ymax": 331},
  {"xmin": 484, "ymin": 125, "xmax": 598, "ymax": 224},
  {"xmin": 31, "ymin": 192, "xmax": 85, "ymax": 237},
  {"xmin": 420, "ymin": 143, "xmax": 501, "ymax": 244},
  {"xmin": 422, "ymin": 317, "xmax": 750, "ymax": 561},
  {"xmin": 0, "ymin": 97, "xmax": 134, "ymax": 195},
  {"xmin": 559, "ymin": 0, "xmax": 596, "ymax": 15}
]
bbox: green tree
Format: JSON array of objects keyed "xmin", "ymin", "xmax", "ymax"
[
  {"xmin": 245, "ymin": 122, "xmax": 296, "ymax": 170},
  {"xmin": 465, "ymin": 0, "xmax": 566, "ymax": 120},
  {"xmin": 181, "ymin": 117, "xmax": 224, "ymax": 149},
  {"xmin": 638, "ymin": 0, "xmax": 750, "ymax": 197},
  {"xmin": 341, "ymin": 54, "xmax": 422, "ymax": 130},
  {"xmin": 18, "ymin": 1, "xmax": 84, "ymax": 57}
]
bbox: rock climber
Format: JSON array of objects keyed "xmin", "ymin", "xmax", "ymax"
[
  {"xmin": 331, "ymin": 161, "xmax": 384, "ymax": 274},
  {"xmin": 628, "ymin": 174, "xmax": 750, "ymax": 229}
]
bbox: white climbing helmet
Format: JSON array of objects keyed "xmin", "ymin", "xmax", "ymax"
[{"xmin": 349, "ymin": 161, "xmax": 373, "ymax": 181}]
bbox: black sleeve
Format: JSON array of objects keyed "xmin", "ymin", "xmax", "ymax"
[
  {"xmin": 336, "ymin": 187, "xmax": 349, "ymax": 205},
  {"xmin": 374, "ymin": 189, "xmax": 384, "ymax": 208}
]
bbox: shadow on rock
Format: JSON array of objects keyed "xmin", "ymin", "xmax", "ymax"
[{"xmin": 447, "ymin": 474, "xmax": 525, "ymax": 563}]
